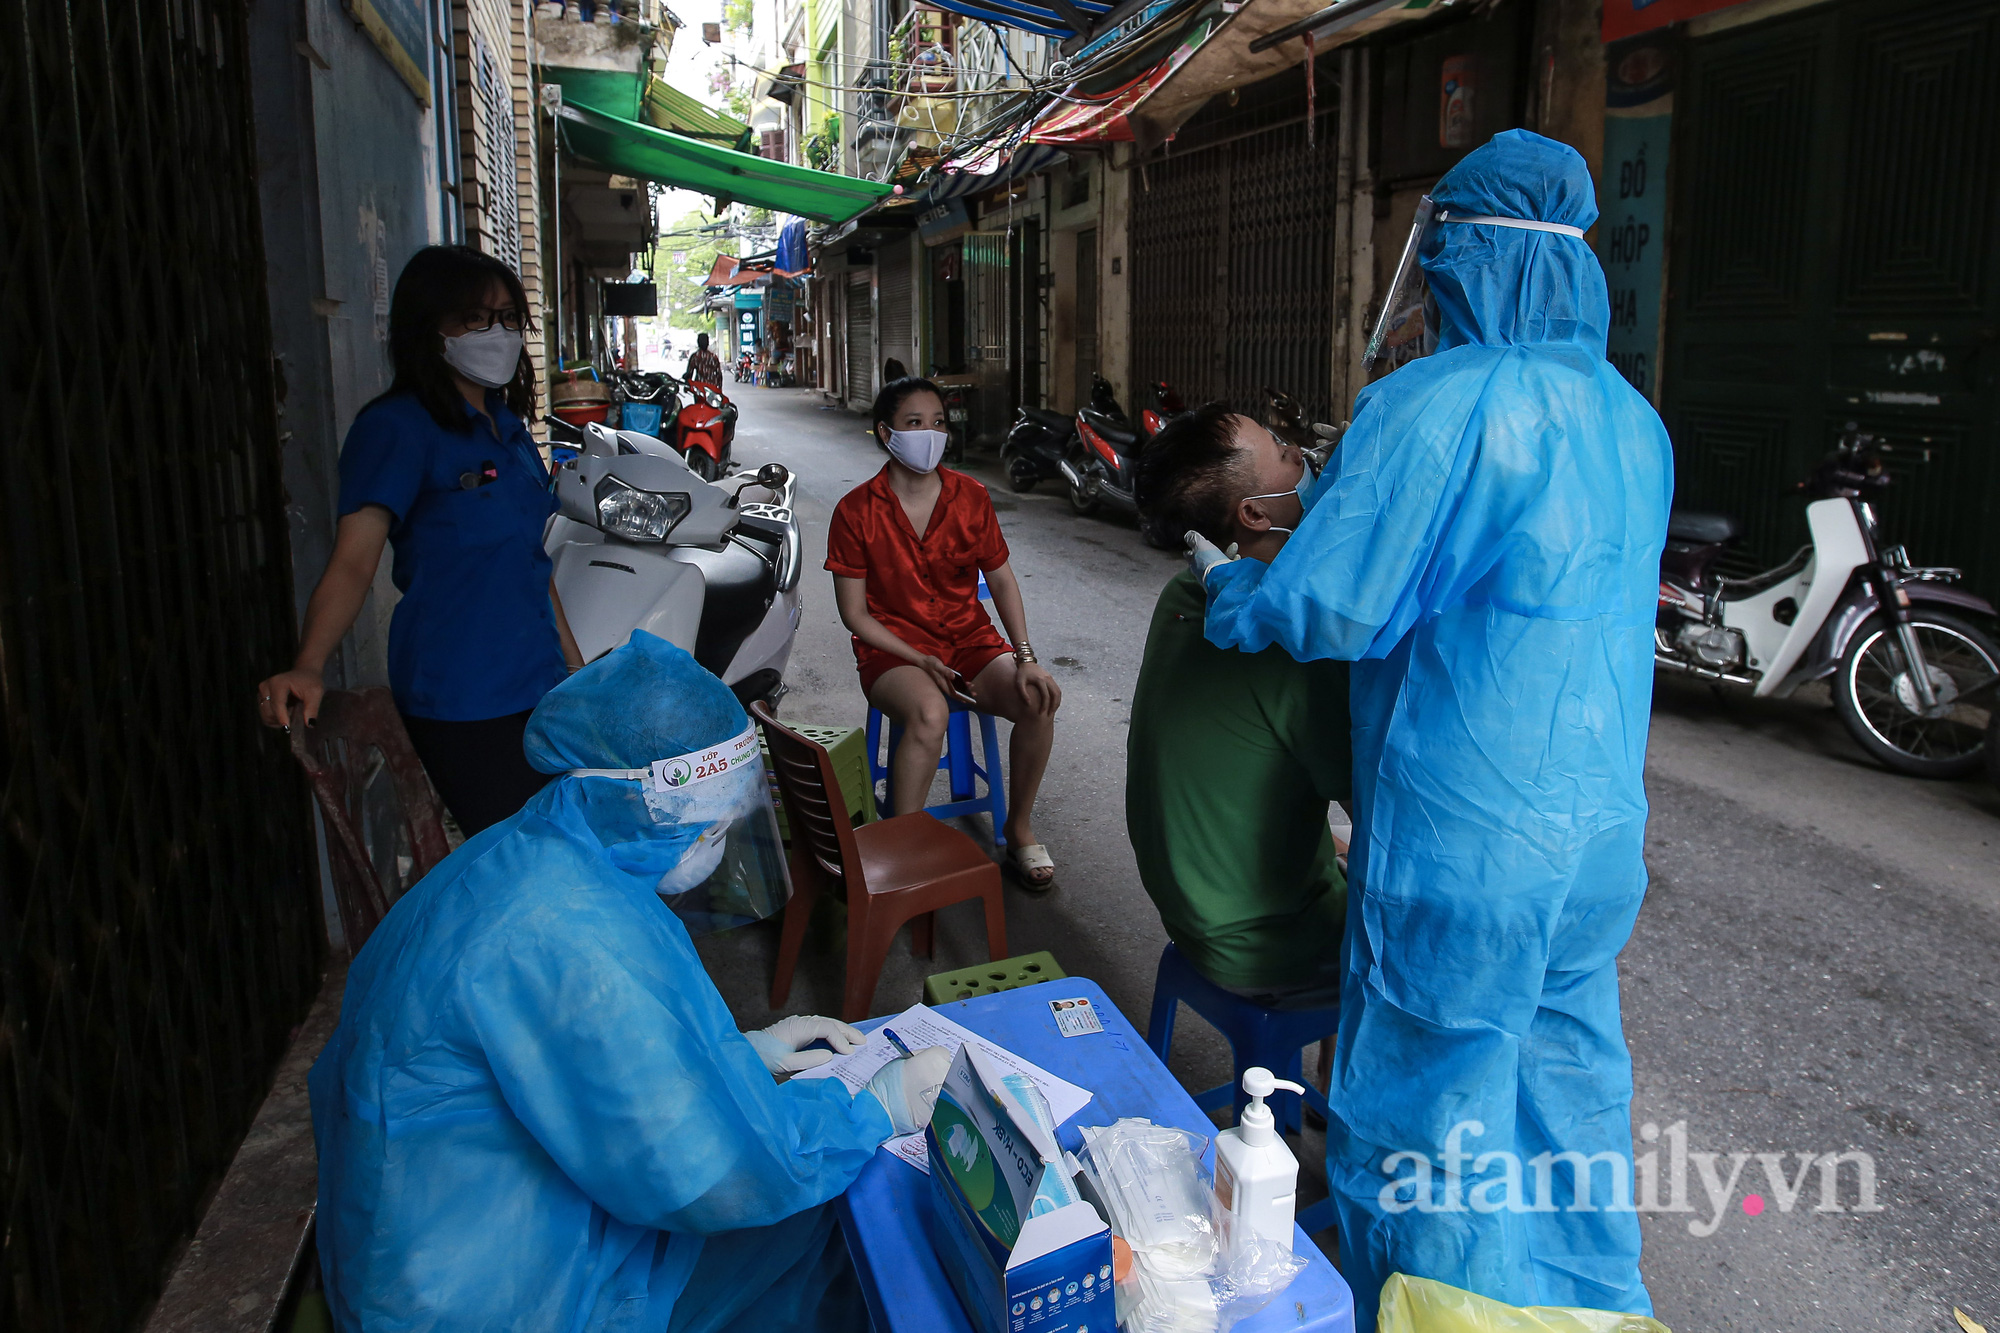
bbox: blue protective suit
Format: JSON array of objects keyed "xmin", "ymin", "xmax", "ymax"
[
  {"xmin": 1202, "ymin": 131, "xmax": 1671, "ymax": 1323},
  {"xmin": 309, "ymin": 632, "xmax": 893, "ymax": 1332}
]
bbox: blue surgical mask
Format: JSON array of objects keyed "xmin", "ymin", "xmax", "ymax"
[
  {"xmin": 1244, "ymin": 465, "xmax": 1317, "ymax": 535},
  {"xmin": 1294, "ymin": 462, "xmax": 1321, "ymax": 510}
]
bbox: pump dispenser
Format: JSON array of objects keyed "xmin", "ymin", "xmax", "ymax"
[{"xmin": 1213, "ymin": 1066, "xmax": 1304, "ymax": 1252}]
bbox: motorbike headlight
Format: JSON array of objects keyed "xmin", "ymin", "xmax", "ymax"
[{"xmin": 594, "ymin": 476, "xmax": 690, "ymax": 542}]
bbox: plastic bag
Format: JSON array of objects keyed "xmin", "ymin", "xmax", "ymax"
[
  {"xmin": 1378, "ymin": 1275, "xmax": 1673, "ymax": 1333},
  {"xmin": 1076, "ymin": 1118, "xmax": 1307, "ymax": 1333}
]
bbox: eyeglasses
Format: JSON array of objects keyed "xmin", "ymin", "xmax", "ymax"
[{"xmin": 458, "ymin": 306, "xmax": 527, "ymax": 332}]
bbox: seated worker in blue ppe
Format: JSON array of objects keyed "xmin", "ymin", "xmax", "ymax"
[
  {"xmin": 309, "ymin": 630, "xmax": 954, "ymax": 1333},
  {"xmin": 1188, "ymin": 130, "xmax": 1672, "ymax": 1324},
  {"xmin": 1126, "ymin": 403, "xmax": 1350, "ymax": 1008}
]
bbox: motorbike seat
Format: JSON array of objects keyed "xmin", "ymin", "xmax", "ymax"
[
  {"xmin": 1667, "ymin": 509, "xmax": 1742, "ymax": 545},
  {"xmin": 1081, "ymin": 408, "xmax": 1140, "ymax": 450},
  {"xmin": 1021, "ymin": 406, "xmax": 1072, "ymax": 432}
]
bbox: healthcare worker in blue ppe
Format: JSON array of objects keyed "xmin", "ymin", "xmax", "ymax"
[
  {"xmin": 1187, "ymin": 130, "xmax": 1671, "ymax": 1324},
  {"xmin": 309, "ymin": 630, "xmax": 952, "ymax": 1332}
]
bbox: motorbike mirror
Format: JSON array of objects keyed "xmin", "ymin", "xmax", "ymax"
[{"xmin": 757, "ymin": 463, "xmax": 789, "ymax": 489}]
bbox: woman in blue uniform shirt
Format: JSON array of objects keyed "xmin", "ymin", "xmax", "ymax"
[{"xmin": 258, "ymin": 245, "xmax": 581, "ymax": 832}]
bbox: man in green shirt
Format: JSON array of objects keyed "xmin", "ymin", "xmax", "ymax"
[{"xmin": 1127, "ymin": 404, "xmax": 1351, "ymax": 1005}]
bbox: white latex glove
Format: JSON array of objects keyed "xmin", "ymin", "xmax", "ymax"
[
  {"xmin": 1185, "ymin": 530, "xmax": 1238, "ymax": 587},
  {"xmin": 745, "ymin": 1015, "xmax": 868, "ymax": 1075},
  {"xmin": 865, "ymin": 1046, "xmax": 954, "ymax": 1137}
]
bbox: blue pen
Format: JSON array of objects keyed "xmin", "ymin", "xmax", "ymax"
[{"xmin": 882, "ymin": 1028, "xmax": 915, "ymax": 1059}]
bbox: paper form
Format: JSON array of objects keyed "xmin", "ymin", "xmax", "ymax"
[{"xmin": 793, "ymin": 1002, "xmax": 1093, "ymax": 1173}]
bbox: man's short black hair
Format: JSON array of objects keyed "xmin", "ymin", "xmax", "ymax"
[
  {"xmin": 1135, "ymin": 402, "xmax": 1248, "ymax": 547},
  {"xmin": 696, "ymin": 332, "xmax": 710, "ymax": 349}
]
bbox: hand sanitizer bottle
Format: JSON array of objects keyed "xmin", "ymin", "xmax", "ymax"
[{"xmin": 1213, "ymin": 1066, "xmax": 1305, "ymax": 1253}]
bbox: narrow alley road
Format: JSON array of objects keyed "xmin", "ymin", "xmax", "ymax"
[{"xmin": 694, "ymin": 385, "xmax": 2000, "ymax": 1333}]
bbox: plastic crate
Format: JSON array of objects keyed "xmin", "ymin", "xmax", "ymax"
[
  {"xmin": 762, "ymin": 723, "xmax": 876, "ymax": 841},
  {"xmin": 923, "ymin": 951, "xmax": 1067, "ymax": 1006}
]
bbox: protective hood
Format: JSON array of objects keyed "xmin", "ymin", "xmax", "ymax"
[
  {"xmin": 1199, "ymin": 127, "xmax": 1672, "ymax": 1326},
  {"xmin": 524, "ymin": 631, "xmax": 789, "ymax": 933},
  {"xmin": 1420, "ymin": 129, "xmax": 1608, "ymax": 358}
]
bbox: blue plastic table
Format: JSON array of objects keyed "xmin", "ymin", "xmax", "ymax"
[{"xmin": 836, "ymin": 978, "xmax": 1356, "ymax": 1333}]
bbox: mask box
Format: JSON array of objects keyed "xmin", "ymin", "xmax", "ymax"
[{"xmin": 924, "ymin": 1045, "xmax": 1113, "ymax": 1333}]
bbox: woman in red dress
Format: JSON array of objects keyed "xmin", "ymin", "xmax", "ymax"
[{"xmin": 826, "ymin": 377, "xmax": 1062, "ymax": 888}]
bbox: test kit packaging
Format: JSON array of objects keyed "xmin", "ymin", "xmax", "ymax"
[{"xmin": 924, "ymin": 1045, "xmax": 1113, "ymax": 1333}]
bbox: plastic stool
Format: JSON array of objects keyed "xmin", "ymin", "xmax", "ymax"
[
  {"xmin": 924, "ymin": 950, "xmax": 1066, "ymax": 1005},
  {"xmin": 1145, "ymin": 944, "xmax": 1341, "ymax": 1234},
  {"xmin": 866, "ymin": 701, "xmax": 1008, "ymax": 848},
  {"xmin": 1144, "ymin": 943, "xmax": 1339, "ymax": 1135}
]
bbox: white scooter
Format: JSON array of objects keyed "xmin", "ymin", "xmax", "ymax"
[
  {"xmin": 545, "ymin": 422, "xmax": 803, "ymax": 706},
  {"xmin": 1655, "ymin": 426, "xmax": 1998, "ymax": 777}
]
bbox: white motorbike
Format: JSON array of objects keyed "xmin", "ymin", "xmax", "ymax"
[
  {"xmin": 1656, "ymin": 426, "xmax": 1998, "ymax": 777},
  {"xmin": 545, "ymin": 422, "xmax": 802, "ymax": 706}
]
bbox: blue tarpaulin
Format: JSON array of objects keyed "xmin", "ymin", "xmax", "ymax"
[{"xmin": 776, "ymin": 219, "xmax": 809, "ymax": 275}]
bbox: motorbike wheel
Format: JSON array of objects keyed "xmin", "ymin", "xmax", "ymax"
[
  {"xmin": 1833, "ymin": 610, "xmax": 1999, "ymax": 778},
  {"xmin": 1005, "ymin": 455, "xmax": 1039, "ymax": 493},
  {"xmin": 687, "ymin": 450, "xmax": 718, "ymax": 482},
  {"xmin": 1067, "ymin": 473, "xmax": 1099, "ymax": 516}
]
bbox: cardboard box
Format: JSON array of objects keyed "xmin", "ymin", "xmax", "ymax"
[{"xmin": 924, "ymin": 1046, "xmax": 1114, "ymax": 1333}]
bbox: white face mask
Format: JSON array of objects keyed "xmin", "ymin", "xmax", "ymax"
[
  {"xmin": 884, "ymin": 427, "xmax": 950, "ymax": 473},
  {"xmin": 442, "ymin": 324, "xmax": 523, "ymax": 389}
]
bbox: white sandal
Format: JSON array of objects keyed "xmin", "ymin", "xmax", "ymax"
[{"xmin": 1007, "ymin": 843, "xmax": 1056, "ymax": 892}]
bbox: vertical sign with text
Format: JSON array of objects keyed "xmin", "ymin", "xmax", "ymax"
[{"xmin": 1598, "ymin": 36, "xmax": 1675, "ymax": 404}]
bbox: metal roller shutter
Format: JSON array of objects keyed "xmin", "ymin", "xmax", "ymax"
[
  {"xmin": 878, "ymin": 239, "xmax": 916, "ymax": 378},
  {"xmin": 1129, "ymin": 85, "xmax": 1340, "ymax": 424},
  {"xmin": 844, "ymin": 270, "xmax": 874, "ymax": 410}
]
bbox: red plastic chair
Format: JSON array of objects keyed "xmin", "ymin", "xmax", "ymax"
[
  {"xmin": 287, "ymin": 689, "xmax": 451, "ymax": 953},
  {"xmin": 753, "ymin": 701, "xmax": 1008, "ymax": 1022}
]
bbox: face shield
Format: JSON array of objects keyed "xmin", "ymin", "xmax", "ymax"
[
  {"xmin": 1362, "ymin": 194, "xmax": 1589, "ymax": 370},
  {"xmin": 570, "ymin": 723, "xmax": 793, "ymax": 935}
]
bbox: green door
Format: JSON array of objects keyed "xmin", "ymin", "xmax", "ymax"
[{"xmin": 1664, "ymin": 0, "xmax": 2000, "ymax": 591}]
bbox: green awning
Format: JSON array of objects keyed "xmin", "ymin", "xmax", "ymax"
[
  {"xmin": 554, "ymin": 99, "xmax": 894, "ymax": 224},
  {"xmin": 643, "ymin": 76, "xmax": 753, "ymax": 150},
  {"xmin": 544, "ymin": 66, "xmax": 646, "ymax": 123}
]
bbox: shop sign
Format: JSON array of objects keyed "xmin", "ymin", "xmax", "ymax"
[
  {"xmin": 1603, "ymin": 0, "xmax": 1750, "ymax": 43},
  {"xmin": 765, "ymin": 280, "xmax": 797, "ymax": 324},
  {"xmin": 1597, "ymin": 35, "xmax": 1675, "ymax": 403},
  {"xmin": 918, "ymin": 197, "xmax": 972, "ymax": 247}
]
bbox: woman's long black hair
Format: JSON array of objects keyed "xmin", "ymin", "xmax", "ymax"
[{"xmin": 382, "ymin": 245, "xmax": 538, "ymax": 430}]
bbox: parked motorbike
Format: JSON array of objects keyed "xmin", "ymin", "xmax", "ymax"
[
  {"xmin": 608, "ymin": 369, "xmax": 680, "ymax": 439},
  {"xmin": 935, "ymin": 381, "xmax": 970, "ymax": 467},
  {"xmin": 1001, "ymin": 404, "xmax": 1076, "ymax": 492},
  {"xmin": 544, "ymin": 422, "xmax": 802, "ymax": 706},
  {"xmin": 1139, "ymin": 379, "xmax": 1188, "ymax": 438},
  {"xmin": 1060, "ymin": 375, "xmax": 1185, "ymax": 520},
  {"xmin": 545, "ymin": 413, "xmax": 586, "ymax": 466},
  {"xmin": 1261, "ymin": 386, "xmax": 1316, "ymax": 451},
  {"xmin": 1655, "ymin": 424, "xmax": 1998, "ymax": 777},
  {"xmin": 672, "ymin": 377, "xmax": 739, "ymax": 482},
  {"xmin": 734, "ymin": 351, "xmax": 756, "ymax": 383}
]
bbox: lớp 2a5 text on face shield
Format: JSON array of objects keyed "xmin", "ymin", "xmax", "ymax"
[{"xmin": 569, "ymin": 722, "xmax": 793, "ymax": 936}]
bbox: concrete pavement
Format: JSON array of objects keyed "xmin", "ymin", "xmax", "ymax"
[{"xmin": 694, "ymin": 385, "xmax": 2000, "ymax": 1333}]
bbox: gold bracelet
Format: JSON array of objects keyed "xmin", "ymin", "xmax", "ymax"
[{"xmin": 1014, "ymin": 641, "xmax": 1037, "ymax": 664}]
